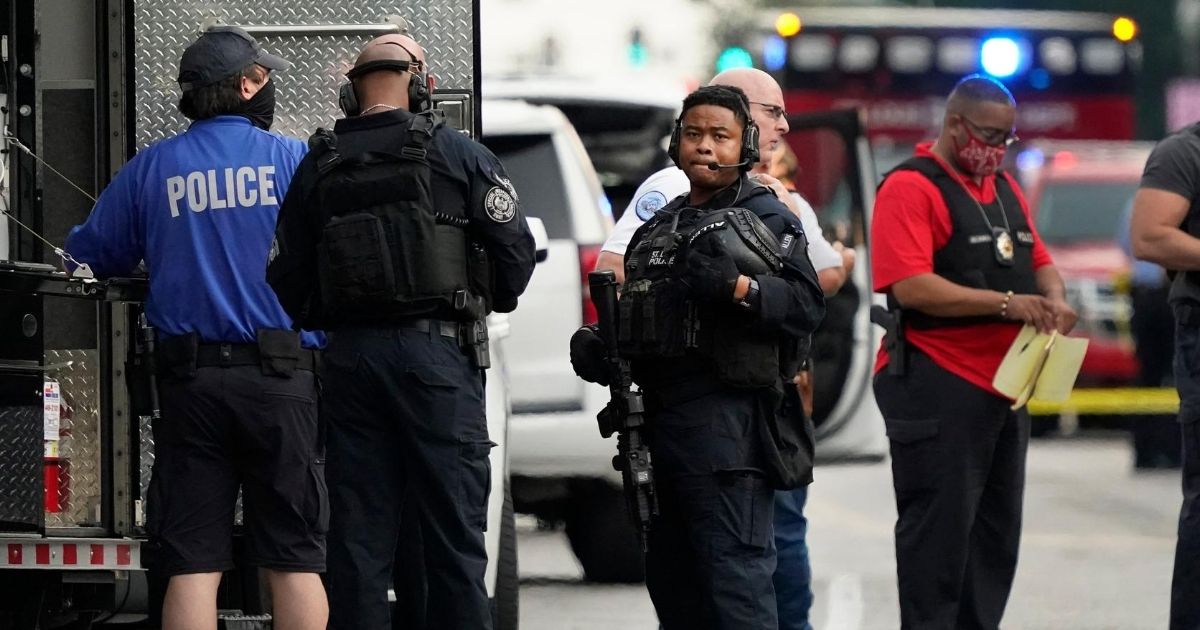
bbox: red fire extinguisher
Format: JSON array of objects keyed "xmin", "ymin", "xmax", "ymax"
[{"xmin": 43, "ymin": 380, "xmax": 70, "ymax": 514}]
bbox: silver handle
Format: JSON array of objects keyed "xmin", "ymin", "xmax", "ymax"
[{"xmin": 200, "ymin": 15, "xmax": 408, "ymax": 37}]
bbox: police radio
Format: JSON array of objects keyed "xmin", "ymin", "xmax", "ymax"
[
  {"xmin": 338, "ymin": 55, "xmax": 433, "ymax": 117},
  {"xmin": 667, "ymin": 86, "xmax": 760, "ymax": 171}
]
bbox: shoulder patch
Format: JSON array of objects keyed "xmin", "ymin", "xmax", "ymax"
[
  {"xmin": 485, "ymin": 186, "xmax": 517, "ymax": 223},
  {"xmin": 634, "ymin": 191, "xmax": 669, "ymax": 221}
]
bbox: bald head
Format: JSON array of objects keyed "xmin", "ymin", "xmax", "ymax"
[
  {"xmin": 709, "ymin": 68, "xmax": 780, "ymax": 106},
  {"xmin": 708, "ymin": 67, "xmax": 788, "ymax": 170},
  {"xmin": 349, "ymin": 34, "xmax": 426, "ymax": 113}
]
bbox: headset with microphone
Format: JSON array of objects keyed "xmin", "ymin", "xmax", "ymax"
[
  {"xmin": 338, "ymin": 42, "xmax": 433, "ymax": 116},
  {"xmin": 667, "ymin": 88, "xmax": 761, "ymax": 172}
]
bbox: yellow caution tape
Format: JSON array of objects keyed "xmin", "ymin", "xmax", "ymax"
[{"xmin": 1026, "ymin": 387, "xmax": 1180, "ymax": 416}]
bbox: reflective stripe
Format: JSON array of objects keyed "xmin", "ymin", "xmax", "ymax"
[
  {"xmin": 0, "ymin": 539, "xmax": 140, "ymax": 570},
  {"xmin": 1026, "ymin": 387, "xmax": 1180, "ymax": 415}
]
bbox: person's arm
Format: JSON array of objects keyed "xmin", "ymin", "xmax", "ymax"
[
  {"xmin": 874, "ymin": 171, "xmax": 1056, "ymax": 331},
  {"xmin": 1034, "ymin": 264, "xmax": 1077, "ymax": 333},
  {"xmin": 594, "ymin": 250, "xmax": 626, "ymax": 284},
  {"xmin": 266, "ymin": 160, "xmax": 320, "ymax": 322},
  {"xmin": 598, "ymin": 170, "xmax": 688, "ymax": 282},
  {"xmin": 1131, "ymin": 188, "xmax": 1200, "ymax": 269},
  {"xmin": 467, "ymin": 143, "xmax": 536, "ymax": 313},
  {"xmin": 64, "ymin": 156, "xmax": 144, "ymax": 277}
]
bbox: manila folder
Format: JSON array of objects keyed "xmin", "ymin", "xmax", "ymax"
[{"xmin": 992, "ymin": 325, "xmax": 1089, "ymax": 408}]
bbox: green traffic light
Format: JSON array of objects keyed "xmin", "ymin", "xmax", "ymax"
[
  {"xmin": 629, "ymin": 42, "xmax": 648, "ymax": 67},
  {"xmin": 716, "ymin": 46, "xmax": 754, "ymax": 72}
]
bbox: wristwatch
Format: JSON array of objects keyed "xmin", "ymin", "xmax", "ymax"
[{"xmin": 736, "ymin": 278, "xmax": 760, "ymax": 311}]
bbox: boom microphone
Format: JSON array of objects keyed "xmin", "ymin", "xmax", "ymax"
[{"xmin": 707, "ymin": 159, "xmax": 750, "ymax": 170}]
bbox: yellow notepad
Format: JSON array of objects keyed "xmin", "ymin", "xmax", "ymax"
[{"xmin": 992, "ymin": 325, "xmax": 1090, "ymax": 410}]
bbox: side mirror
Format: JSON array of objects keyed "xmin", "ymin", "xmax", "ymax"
[{"xmin": 526, "ymin": 216, "xmax": 550, "ymax": 263}]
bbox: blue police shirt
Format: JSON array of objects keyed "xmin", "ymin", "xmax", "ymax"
[{"xmin": 66, "ymin": 115, "xmax": 322, "ymax": 347}]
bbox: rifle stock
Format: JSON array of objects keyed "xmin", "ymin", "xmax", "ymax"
[{"xmin": 587, "ymin": 270, "xmax": 658, "ymax": 550}]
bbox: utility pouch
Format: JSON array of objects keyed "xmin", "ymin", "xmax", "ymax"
[
  {"xmin": 257, "ymin": 329, "xmax": 301, "ymax": 377},
  {"xmin": 158, "ymin": 332, "xmax": 199, "ymax": 381},
  {"xmin": 460, "ymin": 319, "xmax": 491, "ymax": 369}
]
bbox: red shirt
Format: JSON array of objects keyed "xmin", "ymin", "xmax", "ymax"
[{"xmin": 871, "ymin": 143, "xmax": 1054, "ymax": 397}]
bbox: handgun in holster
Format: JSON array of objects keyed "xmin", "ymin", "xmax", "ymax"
[
  {"xmin": 460, "ymin": 319, "xmax": 490, "ymax": 369},
  {"xmin": 870, "ymin": 304, "xmax": 908, "ymax": 376}
]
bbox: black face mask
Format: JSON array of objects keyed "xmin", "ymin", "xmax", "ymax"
[{"xmin": 239, "ymin": 79, "xmax": 276, "ymax": 130}]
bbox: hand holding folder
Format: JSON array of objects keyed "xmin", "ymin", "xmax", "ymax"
[{"xmin": 992, "ymin": 325, "xmax": 1089, "ymax": 410}]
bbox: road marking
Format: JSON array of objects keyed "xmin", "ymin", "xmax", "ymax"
[{"xmin": 824, "ymin": 573, "xmax": 864, "ymax": 630}]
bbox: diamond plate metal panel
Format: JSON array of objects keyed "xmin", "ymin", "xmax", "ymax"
[
  {"xmin": 0, "ymin": 404, "xmax": 40, "ymax": 529},
  {"xmin": 133, "ymin": 0, "xmax": 476, "ymax": 148},
  {"xmin": 45, "ymin": 350, "xmax": 102, "ymax": 528}
]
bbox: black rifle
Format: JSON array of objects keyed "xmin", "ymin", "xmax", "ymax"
[
  {"xmin": 137, "ymin": 312, "xmax": 161, "ymax": 421},
  {"xmin": 588, "ymin": 270, "xmax": 658, "ymax": 550}
]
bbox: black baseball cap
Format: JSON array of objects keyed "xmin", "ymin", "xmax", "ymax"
[{"xmin": 176, "ymin": 26, "xmax": 290, "ymax": 91}]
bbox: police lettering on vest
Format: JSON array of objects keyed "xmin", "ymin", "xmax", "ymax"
[{"xmin": 165, "ymin": 166, "xmax": 278, "ymax": 217}]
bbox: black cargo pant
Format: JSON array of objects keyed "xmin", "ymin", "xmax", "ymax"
[
  {"xmin": 644, "ymin": 388, "xmax": 778, "ymax": 630},
  {"xmin": 322, "ymin": 326, "xmax": 493, "ymax": 630},
  {"xmin": 1170, "ymin": 318, "xmax": 1200, "ymax": 630},
  {"xmin": 1131, "ymin": 284, "xmax": 1180, "ymax": 468},
  {"xmin": 873, "ymin": 350, "xmax": 1029, "ymax": 630}
]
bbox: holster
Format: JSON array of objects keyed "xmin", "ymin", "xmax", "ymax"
[
  {"xmin": 870, "ymin": 305, "xmax": 907, "ymax": 376},
  {"xmin": 460, "ymin": 319, "xmax": 490, "ymax": 369},
  {"xmin": 256, "ymin": 328, "xmax": 302, "ymax": 377},
  {"xmin": 157, "ymin": 332, "xmax": 199, "ymax": 380}
]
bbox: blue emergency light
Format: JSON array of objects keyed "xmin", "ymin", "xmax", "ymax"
[
  {"xmin": 980, "ymin": 37, "xmax": 1021, "ymax": 78},
  {"xmin": 763, "ymin": 36, "xmax": 787, "ymax": 72}
]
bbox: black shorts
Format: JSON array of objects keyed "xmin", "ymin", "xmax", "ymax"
[{"xmin": 147, "ymin": 365, "xmax": 327, "ymax": 576}]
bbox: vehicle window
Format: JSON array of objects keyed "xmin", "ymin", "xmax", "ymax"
[
  {"xmin": 482, "ymin": 133, "xmax": 573, "ymax": 239},
  {"xmin": 530, "ymin": 101, "xmax": 676, "ymax": 216},
  {"xmin": 1035, "ymin": 181, "xmax": 1136, "ymax": 245}
]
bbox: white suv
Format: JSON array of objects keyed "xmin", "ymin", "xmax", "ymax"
[{"xmin": 481, "ymin": 99, "xmax": 655, "ymax": 582}]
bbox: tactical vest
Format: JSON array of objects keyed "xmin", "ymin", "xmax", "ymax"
[
  {"xmin": 1169, "ymin": 124, "xmax": 1200, "ymax": 306},
  {"xmin": 886, "ymin": 156, "xmax": 1038, "ymax": 328},
  {"xmin": 620, "ymin": 184, "xmax": 784, "ymax": 389},
  {"xmin": 306, "ymin": 111, "xmax": 488, "ymax": 325}
]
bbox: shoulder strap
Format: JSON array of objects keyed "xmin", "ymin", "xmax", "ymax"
[
  {"xmin": 308, "ymin": 128, "xmax": 343, "ymax": 176},
  {"xmin": 402, "ymin": 109, "xmax": 446, "ymax": 163}
]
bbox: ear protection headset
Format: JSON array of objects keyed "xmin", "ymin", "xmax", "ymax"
[
  {"xmin": 667, "ymin": 88, "xmax": 761, "ymax": 171},
  {"xmin": 338, "ymin": 42, "xmax": 432, "ymax": 116}
]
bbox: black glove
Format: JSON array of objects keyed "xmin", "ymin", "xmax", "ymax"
[
  {"xmin": 683, "ymin": 237, "xmax": 741, "ymax": 303},
  {"xmin": 569, "ymin": 325, "xmax": 611, "ymax": 386}
]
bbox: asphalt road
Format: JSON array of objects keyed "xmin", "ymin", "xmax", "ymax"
[{"xmin": 516, "ymin": 433, "xmax": 1182, "ymax": 629}]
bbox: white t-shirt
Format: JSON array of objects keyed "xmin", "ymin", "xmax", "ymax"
[{"xmin": 601, "ymin": 166, "xmax": 844, "ymax": 272}]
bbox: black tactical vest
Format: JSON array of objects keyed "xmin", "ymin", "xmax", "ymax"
[
  {"xmin": 306, "ymin": 111, "xmax": 488, "ymax": 325},
  {"xmin": 886, "ymin": 157, "xmax": 1039, "ymax": 328},
  {"xmin": 620, "ymin": 182, "xmax": 784, "ymax": 389},
  {"xmin": 1169, "ymin": 124, "xmax": 1200, "ymax": 306}
]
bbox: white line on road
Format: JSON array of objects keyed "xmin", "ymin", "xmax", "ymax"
[{"xmin": 824, "ymin": 573, "xmax": 864, "ymax": 630}]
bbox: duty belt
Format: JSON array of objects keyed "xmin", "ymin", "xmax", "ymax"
[
  {"xmin": 396, "ymin": 318, "xmax": 462, "ymax": 342},
  {"xmin": 194, "ymin": 343, "xmax": 318, "ymax": 371}
]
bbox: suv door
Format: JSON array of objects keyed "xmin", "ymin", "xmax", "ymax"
[{"xmin": 782, "ymin": 109, "xmax": 887, "ymax": 459}]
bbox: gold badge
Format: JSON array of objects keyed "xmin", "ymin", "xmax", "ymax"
[{"xmin": 995, "ymin": 229, "xmax": 1015, "ymax": 262}]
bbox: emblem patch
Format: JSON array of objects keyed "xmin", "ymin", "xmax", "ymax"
[
  {"xmin": 634, "ymin": 191, "xmax": 669, "ymax": 221},
  {"xmin": 485, "ymin": 186, "xmax": 517, "ymax": 223}
]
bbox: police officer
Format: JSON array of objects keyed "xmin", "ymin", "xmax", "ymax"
[
  {"xmin": 871, "ymin": 75, "xmax": 1075, "ymax": 630},
  {"xmin": 594, "ymin": 68, "xmax": 838, "ymax": 630},
  {"xmin": 267, "ymin": 34, "xmax": 535, "ymax": 630},
  {"xmin": 1129, "ymin": 117, "xmax": 1200, "ymax": 630},
  {"xmin": 605, "ymin": 84, "xmax": 824, "ymax": 629},
  {"xmin": 65, "ymin": 27, "xmax": 327, "ymax": 630}
]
